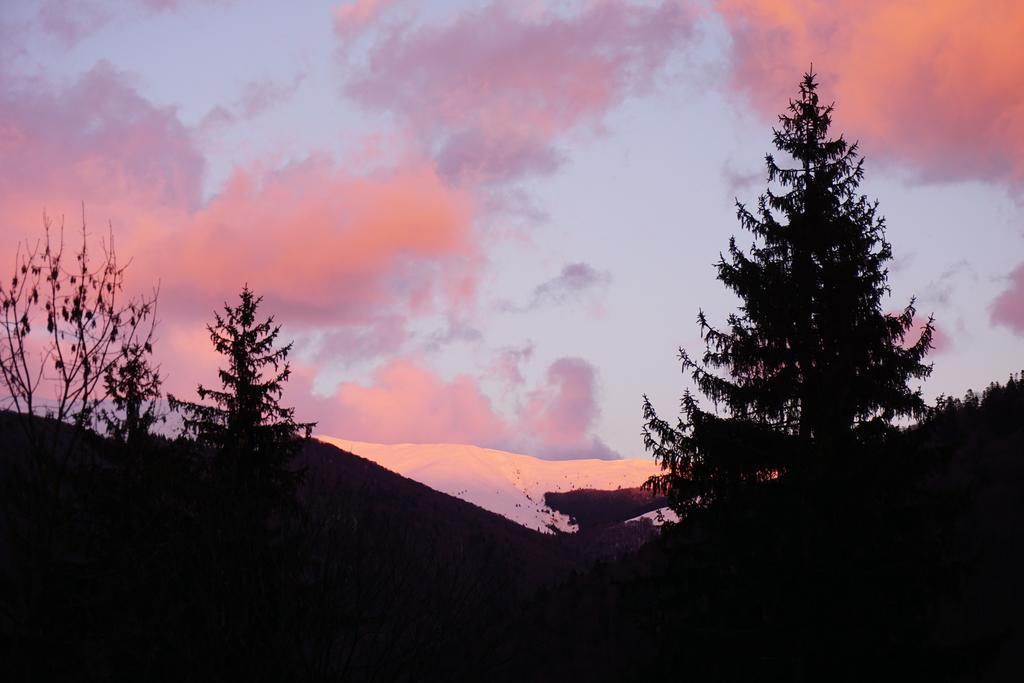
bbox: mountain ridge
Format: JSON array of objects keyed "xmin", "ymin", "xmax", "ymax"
[{"xmin": 316, "ymin": 436, "xmax": 663, "ymax": 532}]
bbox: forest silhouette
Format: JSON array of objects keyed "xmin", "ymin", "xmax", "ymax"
[{"xmin": 1, "ymin": 72, "xmax": 1022, "ymax": 681}]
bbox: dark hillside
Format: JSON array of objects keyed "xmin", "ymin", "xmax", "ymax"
[
  {"xmin": 544, "ymin": 486, "xmax": 667, "ymax": 529},
  {"xmin": 299, "ymin": 438, "xmax": 583, "ymax": 593},
  {"xmin": 0, "ymin": 417, "xmax": 589, "ymax": 681},
  {"xmin": 283, "ymin": 439, "xmax": 594, "ymax": 680}
]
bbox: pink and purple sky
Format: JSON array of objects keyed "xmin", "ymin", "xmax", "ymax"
[{"xmin": 2, "ymin": 0, "xmax": 1022, "ymax": 459}]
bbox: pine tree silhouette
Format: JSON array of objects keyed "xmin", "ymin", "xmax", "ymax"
[
  {"xmin": 170, "ymin": 285, "xmax": 314, "ymax": 503},
  {"xmin": 641, "ymin": 72, "xmax": 950, "ymax": 681},
  {"xmin": 644, "ymin": 71, "xmax": 934, "ymax": 513},
  {"xmin": 98, "ymin": 339, "xmax": 163, "ymax": 451},
  {"xmin": 168, "ymin": 286, "xmax": 315, "ymax": 680}
]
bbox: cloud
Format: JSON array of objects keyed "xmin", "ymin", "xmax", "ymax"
[
  {"xmin": 522, "ymin": 357, "xmax": 619, "ymax": 460},
  {"xmin": 501, "ymin": 262, "xmax": 612, "ymax": 313},
  {"xmin": 532, "ymin": 262, "xmax": 611, "ymax": 306},
  {"xmin": 902, "ymin": 316, "xmax": 950, "ymax": 356},
  {"xmin": 716, "ymin": 0, "xmax": 1024, "ymax": 190},
  {"xmin": 721, "ymin": 159, "xmax": 762, "ymax": 197},
  {"xmin": 421, "ymin": 316, "xmax": 483, "ymax": 353},
  {"xmin": 199, "ymin": 73, "xmax": 306, "ymax": 132},
  {"xmin": 0, "ymin": 61, "xmax": 205, "ymax": 246},
  {"xmin": 333, "ymin": 0, "xmax": 398, "ymax": 38},
  {"xmin": 307, "ymin": 316, "xmax": 410, "ymax": 367},
  {"xmin": 36, "ymin": 0, "xmax": 111, "ymax": 45},
  {"xmin": 921, "ymin": 259, "xmax": 976, "ymax": 309},
  {"xmin": 163, "ymin": 155, "xmax": 477, "ymax": 327},
  {"xmin": 343, "ymin": 1, "xmax": 694, "ymax": 184},
  {"xmin": 0, "ymin": 58, "xmax": 615, "ymax": 452},
  {"xmin": 931, "ymin": 324, "xmax": 950, "ymax": 355},
  {"xmin": 236, "ymin": 74, "xmax": 305, "ymax": 119},
  {"xmin": 0, "ymin": 62, "xmax": 481, "ymax": 397},
  {"xmin": 320, "ymin": 355, "xmax": 619, "ymax": 459},
  {"xmin": 490, "ymin": 343, "xmax": 535, "ymax": 388},
  {"xmin": 326, "ymin": 359, "xmax": 513, "ymax": 446},
  {"xmin": 991, "ymin": 262, "xmax": 1024, "ymax": 335}
]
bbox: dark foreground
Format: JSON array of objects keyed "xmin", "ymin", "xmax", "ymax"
[{"xmin": 0, "ymin": 378, "xmax": 1022, "ymax": 681}]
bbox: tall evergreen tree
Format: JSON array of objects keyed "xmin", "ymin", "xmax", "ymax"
[
  {"xmin": 168, "ymin": 286, "xmax": 315, "ymax": 681},
  {"xmin": 641, "ymin": 72, "xmax": 949, "ymax": 680},
  {"xmin": 169, "ymin": 285, "xmax": 314, "ymax": 502},
  {"xmin": 644, "ymin": 71, "xmax": 934, "ymax": 513}
]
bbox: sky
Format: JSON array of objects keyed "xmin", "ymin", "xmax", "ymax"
[{"xmin": 1, "ymin": 0, "xmax": 1022, "ymax": 460}]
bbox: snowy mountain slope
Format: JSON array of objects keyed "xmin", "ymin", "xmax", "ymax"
[{"xmin": 316, "ymin": 437, "xmax": 663, "ymax": 533}]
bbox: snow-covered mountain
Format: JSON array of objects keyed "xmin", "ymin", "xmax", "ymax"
[{"xmin": 316, "ymin": 436, "xmax": 665, "ymax": 533}]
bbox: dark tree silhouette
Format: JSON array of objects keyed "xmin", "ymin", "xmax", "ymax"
[
  {"xmin": 641, "ymin": 72, "xmax": 952, "ymax": 680},
  {"xmin": 97, "ymin": 338, "xmax": 163, "ymax": 450},
  {"xmin": 644, "ymin": 71, "xmax": 934, "ymax": 513},
  {"xmin": 0, "ymin": 213, "xmax": 157, "ymax": 481},
  {"xmin": 167, "ymin": 285, "xmax": 314, "ymax": 681},
  {"xmin": 169, "ymin": 285, "xmax": 313, "ymax": 503}
]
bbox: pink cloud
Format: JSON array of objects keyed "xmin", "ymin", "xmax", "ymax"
[
  {"xmin": 317, "ymin": 355, "xmax": 619, "ymax": 459},
  {"xmin": 717, "ymin": 0, "xmax": 1024, "ymax": 189},
  {"xmin": 344, "ymin": 1, "xmax": 694, "ymax": 183},
  {"xmin": 327, "ymin": 359, "xmax": 512, "ymax": 445},
  {"xmin": 333, "ymin": 0, "xmax": 397, "ymax": 38},
  {"xmin": 36, "ymin": 1, "xmax": 111, "ymax": 45},
  {"xmin": 0, "ymin": 63, "xmax": 481, "ymax": 399},
  {"xmin": 163, "ymin": 155, "xmax": 477, "ymax": 325},
  {"xmin": 0, "ymin": 62, "xmax": 204, "ymax": 221},
  {"xmin": 902, "ymin": 316, "xmax": 950, "ymax": 356},
  {"xmin": 0, "ymin": 18, "xmax": 629, "ymax": 460},
  {"xmin": 930, "ymin": 324, "xmax": 950, "ymax": 355},
  {"xmin": 158, "ymin": 324, "xmax": 227, "ymax": 398},
  {"xmin": 991, "ymin": 262, "xmax": 1024, "ymax": 335},
  {"xmin": 0, "ymin": 62, "xmax": 204, "ymax": 276}
]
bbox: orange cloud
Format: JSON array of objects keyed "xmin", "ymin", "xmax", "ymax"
[
  {"xmin": 717, "ymin": 0, "xmax": 1024, "ymax": 188},
  {"xmin": 164, "ymin": 156, "xmax": 477, "ymax": 324}
]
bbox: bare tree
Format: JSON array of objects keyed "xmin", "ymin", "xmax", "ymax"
[{"xmin": 0, "ymin": 210, "xmax": 158, "ymax": 493}]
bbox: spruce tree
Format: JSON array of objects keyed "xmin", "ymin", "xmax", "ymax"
[
  {"xmin": 642, "ymin": 72, "xmax": 947, "ymax": 679},
  {"xmin": 168, "ymin": 286, "xmax": 314, "ymax": 680},
  {"xmin": 644, "ymin": 71, "xmax": 934, "ymax": 512},
  {"xmin": 169, "ymin": 285, "xmax": 314, "ymax": 503}
]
